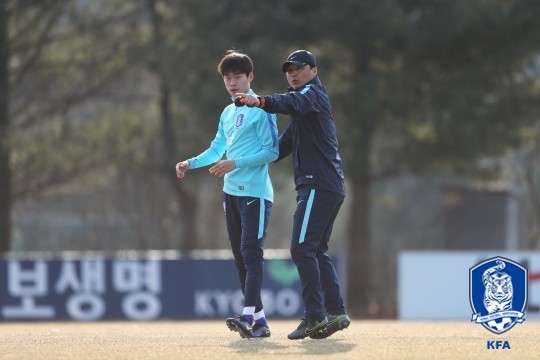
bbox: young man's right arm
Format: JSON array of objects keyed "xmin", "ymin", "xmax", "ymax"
[{"xmin": 176, "ymin": 119, "xmax": 227, "ymax": 179}]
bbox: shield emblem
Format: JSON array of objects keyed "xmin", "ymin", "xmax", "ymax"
[
  {"xmin": 469, "ymin": 256, "xmax": 527, "ymax": 334},
  {"xmin": 235, "ymin": 114, "xmax": 244, "ymax": 128}
]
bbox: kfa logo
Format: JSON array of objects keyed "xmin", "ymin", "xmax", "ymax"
[
  {"xmin": 470, "ymin": 256, "xmax": 527, "ymax": 334},
  {"xmin": 235, "ymin": 114, "xmax": 244, "ymax": 128}
]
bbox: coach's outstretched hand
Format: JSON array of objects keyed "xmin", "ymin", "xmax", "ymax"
[
  {"xmin": 234, "ymin": 93, "xmax": 262, "ymax": 108},
  {"xmin": 234, "ymin": 96, "xmax": 246, "ymax": 107}
]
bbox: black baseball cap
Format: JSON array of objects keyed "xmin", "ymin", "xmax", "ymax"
[{"xmin": 282, "ymin": 50, "xmax": 317, "ymax": 72}]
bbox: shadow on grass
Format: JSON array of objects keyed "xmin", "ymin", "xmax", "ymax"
[
  {"xmin": 228, "ymin": 338, "xmax": 290, "ymax": 353},
  {"xmin": 228, "ymin": 337, "xmax": 356, "ymax": 356},
  {"xmin": 298, "ymin": 338, "xmax": 356, "ymax": 355}
]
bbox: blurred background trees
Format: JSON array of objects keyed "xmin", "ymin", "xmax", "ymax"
[{"xmin": 1, "ymin": 0, "xmax": 540, "ymax": 317}]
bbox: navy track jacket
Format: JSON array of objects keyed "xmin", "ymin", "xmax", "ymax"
[{"xmin": 261, "ymin": 76, "xmax": 345, "ymax": 196}]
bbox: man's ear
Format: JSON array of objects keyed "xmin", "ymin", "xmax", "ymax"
[
  {"xmin": 311, "ymin": 67, "xmax": 318, "ymax": 77},
  {"xmin": 248, "ymin": 72, "xmax": 254, "ymax": 81}
]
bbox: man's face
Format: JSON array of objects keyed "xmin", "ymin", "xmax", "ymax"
[
  {"xmin": 285, "ymin": 64, "xmax": 317, "ymax": 89},
  {"xmin": 223, "ymin": 72, "xmax": 253, "ymax": 97}
]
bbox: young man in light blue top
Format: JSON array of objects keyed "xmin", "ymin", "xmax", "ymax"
[{"xmin": 175, "ymin": 50, "xmax": 278, "ymax": 338}]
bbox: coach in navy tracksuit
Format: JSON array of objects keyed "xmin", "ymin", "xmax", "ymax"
[{"xmin": 235, "ymin": 50, "xmax": 351, "ymax": 340}]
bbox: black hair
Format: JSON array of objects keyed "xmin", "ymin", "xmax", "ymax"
[{"xmin": 217, "ymin": 50, "xmax": 254, "ymax": 76}]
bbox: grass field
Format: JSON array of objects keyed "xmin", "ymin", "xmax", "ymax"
[{"xmin": 1, "ymin": 320, "xmax": 539, "ymax": 359}]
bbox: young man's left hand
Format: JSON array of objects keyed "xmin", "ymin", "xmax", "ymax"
[{"xmin": 209, "ymin": 160, "xmax": 236, "ymax": 177}]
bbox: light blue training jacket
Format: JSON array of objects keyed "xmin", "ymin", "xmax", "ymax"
[{"xmin": 188, "ymin": 89, "xmax": 279, "ymax": 202}]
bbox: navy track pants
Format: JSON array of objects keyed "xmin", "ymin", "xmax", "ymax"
[
  {"xmin": 224, "ymin": 193, "xmax": 272, "ymax": 312},
  {"xmin": 290, "ymin": 187, "xmax": 346, "ymax": 322}
]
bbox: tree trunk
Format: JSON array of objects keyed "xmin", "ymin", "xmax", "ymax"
[
  {"xmin": 346, "ymin": 171, "xmax": 371, "ymax": 318},
  {"xmin": 0, "ymin": 2, "xmax": 11, "ymax": 253},
  {"xmin": 148, "ymin": 0, "xmax": 198, "ymax": 251},
  {"xmin": 159, "ymin": 83, "xmax": 199, "ymax": 251},
  {"xmin": 345, "ymin": 49, "xmax": 375, "ymax": 317}
]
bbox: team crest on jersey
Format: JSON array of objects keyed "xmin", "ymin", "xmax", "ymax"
[
  {"xmin": 470, "ymin": 256, "xmax": 527, "ymax": 334},
  {"xmin": 235, "ymin": 114, "xmax": 244, "ymax": 128}
]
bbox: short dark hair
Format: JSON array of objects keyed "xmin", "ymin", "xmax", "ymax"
[{"xmin": 217, "ymin": 50, "xmax": 254, "ymax": 76}]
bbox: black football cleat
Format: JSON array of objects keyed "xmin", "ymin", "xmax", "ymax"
[
  {"xmin": 251, "ymin": 323, "xmax": 271, "ymax": 338},
  {"xmin": 226, "ymin": 315, "xmax": 253, "ymax": 338},
  {"xmin": 287, "ymin": 317, "xmax": 328, "ymax": 340},
  {"xmin": 310, "ymin": 314, "xmax": 351, "ymax": 339}
]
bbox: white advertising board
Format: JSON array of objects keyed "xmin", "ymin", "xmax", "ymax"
[{"xmin": 398, "ymin": 251, "xmax": 540, "ymax": 320}]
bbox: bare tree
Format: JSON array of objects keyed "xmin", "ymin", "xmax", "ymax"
[
  {"xmin": 145, "ymin": 0, "xmax": 198, "ymax": 251},
  {"xmin": 0, "ymin": 1, "xmax": 10, "ymax": 252}
]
